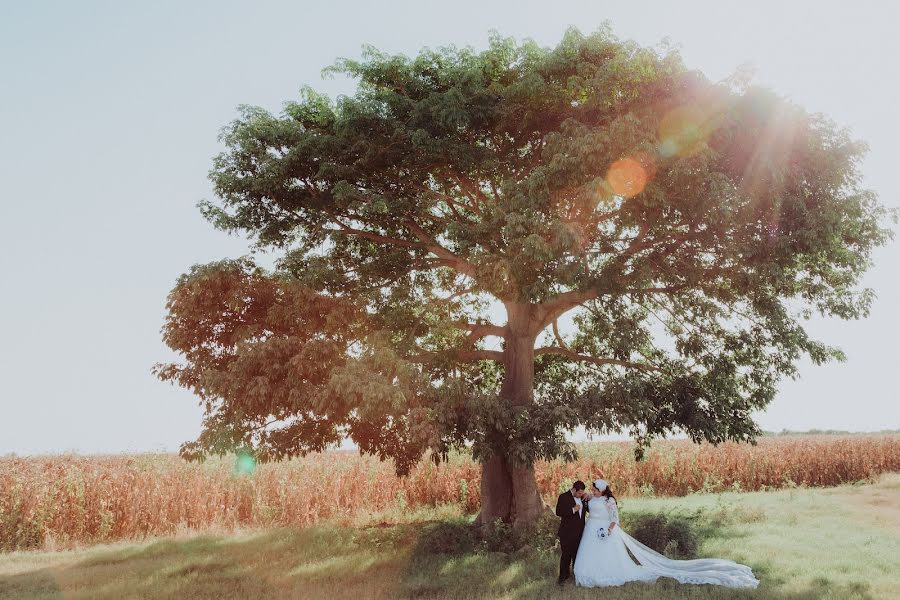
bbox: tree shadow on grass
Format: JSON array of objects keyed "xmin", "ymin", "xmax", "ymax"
[
  {"xmin": 0, "ymin": 524, "xmax": 879, "ymax": 600},
  {"xmin": 399, "ymin": 546, "xmax": 876, "ymax": 600},
  {"xmin": 399, "ymin": 516, "xmax": 876, "ymax": 600},
  {"xmin": 0, "ymin": 527, "xmax": 407, "ymax": 600}
]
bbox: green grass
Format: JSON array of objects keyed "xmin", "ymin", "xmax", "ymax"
[{"xmin": 1, "ymin": 474, "xmax": 897, "ymax": 600}]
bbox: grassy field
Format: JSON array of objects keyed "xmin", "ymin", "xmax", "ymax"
[{"xmin": 1, "ymin": 473, "xmax": 897, "ymax": 600}]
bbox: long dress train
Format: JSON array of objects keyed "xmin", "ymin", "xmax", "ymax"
[{"xmin": 573, "ymin": 496, "xmax": 759, "ymax": 588}]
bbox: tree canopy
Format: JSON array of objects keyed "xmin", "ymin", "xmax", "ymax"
[{"xmin": 155, "ymin": 27, "xmax": 894, "ymax": 480}]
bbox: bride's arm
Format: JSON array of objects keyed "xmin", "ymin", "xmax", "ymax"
[{"xmin": 606, "ymin": 498, "xmax": 620, "ymax": 531}]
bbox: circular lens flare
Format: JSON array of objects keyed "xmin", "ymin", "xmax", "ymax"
[
  {"xmin": 658, "ymin": 106, "xmax": 711, "ymax": 157},
  {"xmin": 235, "ymin": 450, "xmax": 256, "ymax": 476},
  {"xmin": 607, "ymin": 157, "xmax": 648, "ymax": 198}
]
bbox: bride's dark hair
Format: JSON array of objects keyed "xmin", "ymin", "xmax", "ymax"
[{"xmin": 595, "ymin": 483, "xmax": 616, "ymax": 501}]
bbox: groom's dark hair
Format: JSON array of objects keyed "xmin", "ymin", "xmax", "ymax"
[{"xmin": 573, "ymin": 480, "xmax": 586, "ymax": 491}]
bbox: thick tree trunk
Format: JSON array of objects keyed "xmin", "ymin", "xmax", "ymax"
[
  {"xmin": 475, "ymin": 302, "xmax": 550, "ymax": 530},
  {"xmin": 476, "ymin": 455, "xmax": 547, "ymax": 529}
]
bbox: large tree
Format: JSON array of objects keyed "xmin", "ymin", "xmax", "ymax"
[{"xmin": 154, "ymin": 27, "xmax": 894, "ymax": 528}]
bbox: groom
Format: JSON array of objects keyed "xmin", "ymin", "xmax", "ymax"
[{"xmin": 555, "ymin": 480, "xmax": 588, "ymax": 585}]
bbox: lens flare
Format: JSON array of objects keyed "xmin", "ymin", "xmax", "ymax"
[
  {"xmin": 606, "ymin": 157, "xmax": 648, "ymax": 198},
  {"xmin": 633, "ymin": 150, "xmax": 657, "ymax": 180},
  {"xmin": 658, "ymin": 105, "xmax": 712, "ymax": 157},
  {"xmin": 235, "ymin": 450, "xmax": 256, "ymax": 476}
]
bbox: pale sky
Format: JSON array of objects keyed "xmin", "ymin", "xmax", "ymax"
[{"xmin": 1, "ymin": 1, "xmax": 897, "ymax": 455}]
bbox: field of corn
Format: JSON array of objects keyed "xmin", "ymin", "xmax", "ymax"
[{"xmin": 2, "ymin": 434, "xmax": 898, "ymax": 552}]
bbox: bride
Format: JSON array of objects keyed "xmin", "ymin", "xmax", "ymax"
[{"xmin": 573, "ymin": 479, "xmax": 760, "ymax": 588}]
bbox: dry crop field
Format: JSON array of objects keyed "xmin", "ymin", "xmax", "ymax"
[{"xmin": 2, "ymin": 434, "xmax": 898, "ymax": 552}]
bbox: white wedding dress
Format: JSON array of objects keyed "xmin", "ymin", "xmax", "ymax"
[{"xmin": 573, "ymin": 496, "xmax": 759, "ymax": 588}]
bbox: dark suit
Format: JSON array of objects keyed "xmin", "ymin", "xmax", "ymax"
[{"xmin": 556, "ymin": 490, "xmax": 588, "ymax": 582}]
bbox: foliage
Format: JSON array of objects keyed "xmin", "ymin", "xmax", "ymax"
[
  {"xmin": 476, "ymin": 509, "xmax": 559, "ymax": 554},
  {"xmin": 478, "ymin": 518, "xmax": 524, "ymax": 553},
  {"xmin": 626, "ymin": 512, "xmax": 699, "ymax": 558},
  {"xmin": 155, "ymin": 25, "xmax": 894, "ymax": 476},
  {"xmin": 416, "ymin": 520, "xmax": 479, "ymax": 554}
]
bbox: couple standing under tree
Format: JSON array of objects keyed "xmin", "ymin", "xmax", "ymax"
[{"xmin": 556, "ymin": 479, "xmax": 760, "ymax": 588}]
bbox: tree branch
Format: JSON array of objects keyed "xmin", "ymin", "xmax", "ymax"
[
  {"xmin": 402, "ymin": 219, "xmax": 478, "ymax": 279},
  {"xmin": 438, "ymin": 286, "xmax": 478, "ymax": 302},
  {"xmin": 324, "ymin": 221, "xmax": 422, "ymax": 249},
  {"xmin": 551, "ymin": 318, "xmax": 569, "ymax": 350},
  {"xmin": 623, "ymin": 285, "xmax": 689, "ymax": 295},
  {"xmin": 446, "ymin": 170, "xmax": 490, "ymax": 214},
  {"xmin": 407, "ymin": 348, "xmax": 504, "ymax": 363},
  {"xmin": 450, "ymin": 320, "xmax": 507, "ymax": 339},
  {"xmin": 418, "ymin": 185, "xmax": 481, "ymax": 219},
  {"xmin": 534, "ymin": 288, "xmax": 602, "ymax": 331},
  {"xmin": 321, "ymin": 207, "xmax": 480, "ymax": 283},
  {"xmin": 534, "ymin": 346, "xmax": 661, "ymax": 371}
]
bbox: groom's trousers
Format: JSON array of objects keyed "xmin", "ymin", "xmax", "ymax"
[{"xmin": 559, "ymin": 535, "xmax": 579, "ymax": 581}]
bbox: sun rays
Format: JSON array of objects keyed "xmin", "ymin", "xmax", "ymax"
[{"xmin": 598, "ymin": 88, "xmax": 802, "ymax": 224}]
